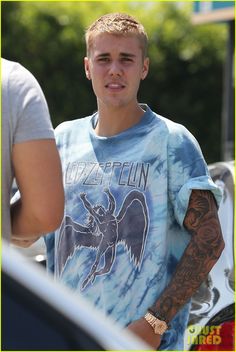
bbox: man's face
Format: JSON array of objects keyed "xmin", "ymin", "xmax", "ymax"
[{"xmin": 84, "ymin": 33, "xmax": 149, "ymax": 110}]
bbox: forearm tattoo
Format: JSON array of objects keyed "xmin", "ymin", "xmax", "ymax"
[{"xmin": 153, "ymin": 190, "xmax": 225, "ymax": 323}]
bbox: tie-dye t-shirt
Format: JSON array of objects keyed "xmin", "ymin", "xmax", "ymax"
[{"xmin": 45, "ymin": 105, "xmax": 221, "ymax": 350}]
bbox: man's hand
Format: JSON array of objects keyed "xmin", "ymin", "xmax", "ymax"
[
  {"xmin": 126, "ymin": 317, "xmax": 161, "ymax": 350},
  {"xmin": 11, "ymin": 236, "xmax": 40, "ymax": 248}
]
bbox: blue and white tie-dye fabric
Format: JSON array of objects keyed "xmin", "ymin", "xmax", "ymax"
[{"xmin": 45, "ymin": 105, "xmax": 222, "ymax": 350}]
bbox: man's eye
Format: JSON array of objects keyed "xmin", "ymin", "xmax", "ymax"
[
  {"xmin": 98, "ymin": 57, "xmax": 110, "ymax": 62},
  {"xmin": 121, "ymin": 57, "xmax": 133, "ymax": 62}
]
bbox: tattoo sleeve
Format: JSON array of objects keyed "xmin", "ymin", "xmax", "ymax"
[{"xmin": 152, "ymin": 190, "xmax": 225, "ymax": 323}]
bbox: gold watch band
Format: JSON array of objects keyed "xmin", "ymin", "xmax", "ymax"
[{"xmin": 144, "ymin": 312, "xmax": 168, "ymax": 335}]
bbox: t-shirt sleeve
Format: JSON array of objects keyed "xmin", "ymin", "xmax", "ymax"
[
  {"xmin": 9, "ymin": 63, "xmax": 55, "ymax": 144},
  {"xmin": 167, "ymin": 125, "xmax": 222, "ymax": 226}
]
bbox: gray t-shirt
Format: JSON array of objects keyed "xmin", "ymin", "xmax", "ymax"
[{"xmin": 1, "ymin": 58, "xmax": 55, "ymax": 240}]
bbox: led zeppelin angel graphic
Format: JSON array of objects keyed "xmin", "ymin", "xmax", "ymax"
[{"xmin": 57, "ymin": 189, "xmax": 149, "ymax": 290}]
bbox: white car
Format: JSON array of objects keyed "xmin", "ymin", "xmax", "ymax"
[{"xmin": 2, "ymin": 241, "xmax": 150, "ymax": 350}]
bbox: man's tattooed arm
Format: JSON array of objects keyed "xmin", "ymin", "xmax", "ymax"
[{"xmin": 151, "ymin": 190, "xmax": 225, "ymax": 323}]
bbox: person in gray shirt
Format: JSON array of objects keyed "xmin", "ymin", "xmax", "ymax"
[{"xmin": 1, "ymin": 58, "xmax": 64, "ymax": 245}]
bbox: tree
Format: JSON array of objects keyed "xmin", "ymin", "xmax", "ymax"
[{"xmin": 2, "ymin": 1, "xmax": 227, "ymax": 162}]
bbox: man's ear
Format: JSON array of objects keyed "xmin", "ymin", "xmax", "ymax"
[
  {"xmin": 84, "ymin": 57, "xmax": 91, "ymax": 80},
  {"xmin": 141, "ymin": 57, "xmax": 149, "ymax": 80}
]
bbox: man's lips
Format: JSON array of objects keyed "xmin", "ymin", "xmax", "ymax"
[{"xmin": 105, "ymin": 83, "xmax": 125, "ymax": 89}]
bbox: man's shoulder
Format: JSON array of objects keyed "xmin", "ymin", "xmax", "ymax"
[
  {"xmin": 2, "ymin": 58, "xmax": 23, "ymax": 87},
  {"xmin": 2, "ymin": 58, "xmax": 35, "ymax": 81},
  {"xmin": 2, "ymin": 58, "xmax": 46, "ymax": 102},
  {"xmin": 149, "ymin": 108, "xmax": 189, "ymax": 137},
  {"xmin": 148, "ymin": 108, "xmax": 198, "ymax": 151},
  {"xmin": 2, "ymin": 58, "xmax": 19, "ymax": 74},
  {"xmin": 55, "ymin": 115, "xmax": 92, "ymax": 137}
]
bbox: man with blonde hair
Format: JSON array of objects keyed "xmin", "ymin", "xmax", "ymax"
[{"xmin": 45, "ymin": 13, "xmax": 224, "ymax": 350}]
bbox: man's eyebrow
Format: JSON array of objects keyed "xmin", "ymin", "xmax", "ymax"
[
  {"xmin": 96, "ymin": 53, "xmax": 110, "ymax": 57},
  {"xmin": 95, "ymin": 52, "xmax": 136, "ymax": 58},
  {"xmin": 120, "ymin": 52, "xmax": 136, "ymax": 58}
]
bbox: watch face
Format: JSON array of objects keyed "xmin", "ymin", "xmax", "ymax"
[
  {"xmin": 154, "ymin": 320, "xmax": 167, "ymax": 335},
  {"xmin": 144, "ymin": 312, "xmax": 168, "ymax": 335}
]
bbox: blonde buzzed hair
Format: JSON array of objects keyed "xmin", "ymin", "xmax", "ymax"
[{"xmin": 85, "ymin": 13, "xmax": 148, "ymax": 59}]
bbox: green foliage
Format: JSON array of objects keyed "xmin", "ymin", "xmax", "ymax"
[{"xmin": 2, "ymin": 1, "xmax": 227, "ymax": 162}]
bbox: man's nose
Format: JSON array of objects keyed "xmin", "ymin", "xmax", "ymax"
[{"xmin": 108, "ymin": 61, "xmax": 122, "ymax": 76}]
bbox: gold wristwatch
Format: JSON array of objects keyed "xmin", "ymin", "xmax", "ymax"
[{"xmin": 144, "ymin": 312, "xmax": 168, "ymax": 335}]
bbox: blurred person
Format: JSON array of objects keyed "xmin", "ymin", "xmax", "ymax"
[
  {"xmin": 44, "ymin": 13, "xmax": 224, "ymax": 350},
  {"xmin": 1, "ymin": 58, "xmax": 64, "ymax": 246}
]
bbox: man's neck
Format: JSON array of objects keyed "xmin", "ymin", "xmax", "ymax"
[{"xmin": 94, "ymin": 103, "xmax": 145, "ymax": 137}]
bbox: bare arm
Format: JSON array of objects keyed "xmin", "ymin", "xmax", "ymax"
[
  {"xmin": 128, "ymin": 190, "xmax": 225, "ymax": 349},
  {"xmin": 152, "ymin": 190, "xmax": 224, "ymax": 321},
  {"xmin": 11, "ymin": 139, "xmax": 64, "ymax": 240}
]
